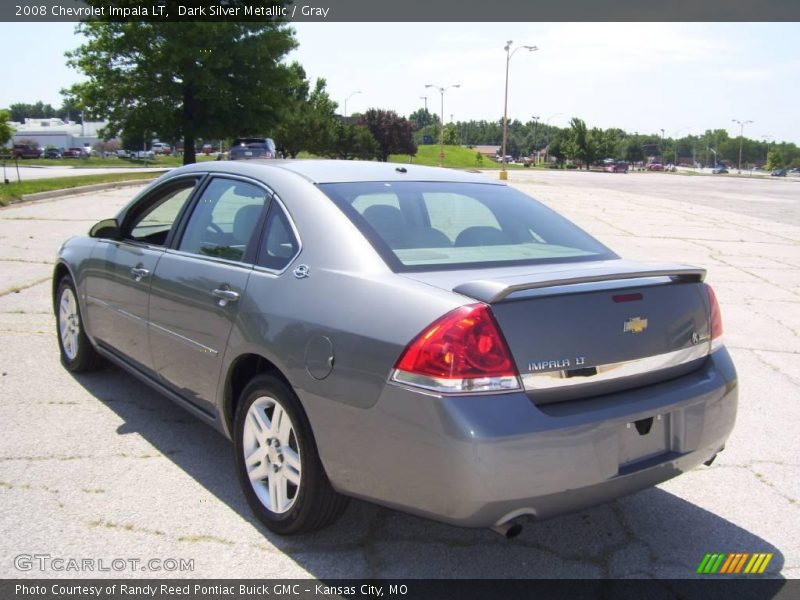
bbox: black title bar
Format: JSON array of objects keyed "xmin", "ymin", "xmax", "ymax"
[
  {"xmin": 3, "ymin": 0, "xmax": 800, "ymax": 22},
  {"xmin": 1, "ymin": 578, "xmax": 794, "ymax": 600}
]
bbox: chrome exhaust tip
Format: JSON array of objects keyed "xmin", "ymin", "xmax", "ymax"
[{"xmin": 490, "ymin": 521, "xmax": 523, "ymax": 539}]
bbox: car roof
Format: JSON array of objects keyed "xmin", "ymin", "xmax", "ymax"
[{"xmin": 177, "ymin": 159, "xmax": 502, "ymax": 185}]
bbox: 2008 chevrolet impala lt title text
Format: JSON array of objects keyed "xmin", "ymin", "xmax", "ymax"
[{"xmin": 53, "ymin": 161, "xmax": 737, "ymax": 536}]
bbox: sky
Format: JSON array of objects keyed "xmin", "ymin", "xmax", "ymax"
[{"xmin": 2, "ymin": 22, "xmax": 799, "ymax": 143}]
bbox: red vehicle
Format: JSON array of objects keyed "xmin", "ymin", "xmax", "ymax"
[
  {"xmin": 12, "ymin": 144, "xmax": 42, "ymax": 159},
  {"xmin": 63, "ymin": 147, "xmax": 86, "ymax": 158},
  {"xmin": 646, "ymin": 163, "xmax": 664, "ymax": 171}
]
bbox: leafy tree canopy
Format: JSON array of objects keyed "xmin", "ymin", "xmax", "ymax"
[
  {"xmin": 273, "ymin": 63, "xmax": 339, "ymax": 158},
  {"xmin": 327, "ymin": 122, "xmax": 379, "ymax": 160},
  {"xmin": 408, "ymin": 108, "xmax": 438, "ymax": 130},
  {"xmin": 359, "ymin": 109, "xmax": 416, "ymax": 162},
  {"xmin": 65, "ymin": 13, "xmax": 296, "ymax": 164},
  {"xmin": 0, "ymin": 110, "xmax": 14, "ymax": 146}
]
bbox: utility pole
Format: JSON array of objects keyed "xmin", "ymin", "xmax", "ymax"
[
  {"xmin": 425, "ymin": 84, "xmax": 460, "ymax": 167},
  {"xmin": 501, "ymin": 40, "xmax": 538, "ymax": 180},
  {"xmin": 732, "ymin": 118, "xmax": 753, "ymax": 172}
]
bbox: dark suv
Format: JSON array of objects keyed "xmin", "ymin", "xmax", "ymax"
[
  {"xmin": 13, "ymin": 144, "xmax": 42, "ymax": 159},
  {"xmin": 229, "ymin": 138, "xmax": 277, "ymax": 160}
]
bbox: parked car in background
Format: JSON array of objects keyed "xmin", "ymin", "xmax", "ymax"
[
  {"xmin": 54, "ymin": 160, "xmax": 737, "ymax": 537},
  {"xmin": 771, "ymin": 169, "xmax": 787, "ymax": 177},
  {"xmin": 604, "ymin": 160, "xmax": 629, "ymax": 173},
  {"xmin": 201, "ymin": 143, "xmax": 214, "ymax": 155},
  {"xmin": 117, "ymin": 149, "xmax": 155, "ymax": 160},
  {"xmin": 229, "ymin": 138, "xmax": 277, "ymax": 161},
  {"xmin": 62, "ymin": 147, "xmax": 86, "ymax": 158},
  {"xmin": 711, "ymin": 166, "xmax": 728, "ymax": 174},
  {"xmin": 43, "ymin": 148, "xmax": 62, "ymax": 159},
  {"xmin": 12, "ymin": 143, "xmax": 42, "ymax": 159},
  {"xmin": 646, "ymin": 163, "xmax": 663, "ymax": 171},
  {"xmin": 152, "ymin": 142, "xmax": 172, "ymax": 155}
]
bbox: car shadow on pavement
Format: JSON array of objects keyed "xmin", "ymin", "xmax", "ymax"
[{"xmin": 72, "ymin": 365, "xmax": 786, "ymax": 580}]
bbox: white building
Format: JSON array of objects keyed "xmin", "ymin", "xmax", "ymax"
[{"xmin": 8, "ymin": 118, "xmax": 109, "ymax": 149}]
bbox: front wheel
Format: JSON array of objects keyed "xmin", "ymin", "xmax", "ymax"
[
  {"xmin": 55, "ymin": 276, "xmax": 100, "ymax": 372},
  {"xmin": 234, "ymin": 375, "xmax": 349, "ymax": 535}
]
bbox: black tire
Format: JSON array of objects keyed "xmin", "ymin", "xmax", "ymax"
[
  {"xmin": 234, "ymin": 374, "xmax": 349, "ymax": 535},
  {"xmin": 55, "ymin": 275, "xmax": 101, "ymax": 372}
]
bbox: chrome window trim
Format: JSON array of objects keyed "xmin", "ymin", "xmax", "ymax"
[
  {"xmin": 162, "ymin": 247, "xmax": 255, "ymax": 271},
  {"xmin": 521, "ymin": 344, "xmax": 710, "ymax": 392},
  {"xmin": 252, "ymin": 193, "xmax": 303, "ymax": 276}
]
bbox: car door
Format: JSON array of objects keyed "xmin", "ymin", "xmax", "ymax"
[
  {"xmin": 85, "ymin": 177, "xmax": 201, "ymax": 373},
  {"xmin": 147, "ymin": 177, "xmax": 271, "ymax": 414}
]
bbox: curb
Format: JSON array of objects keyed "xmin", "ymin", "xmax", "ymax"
[{"xmin": 18, "ymin": 177, "xmax": 161, "ymax": 204}]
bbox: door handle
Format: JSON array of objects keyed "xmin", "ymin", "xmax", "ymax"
[
  {"xmin": 131, "ymin": 267, "xmax": 150, "ymax": 281},
  {"xmin": 212, "ymin": 287, "xmax": 240, "ymax": 306}
]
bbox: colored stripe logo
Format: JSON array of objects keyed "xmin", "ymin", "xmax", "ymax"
[{"xmin": 697, "ymin": 552, "xmax": 773, "ymax": 574}]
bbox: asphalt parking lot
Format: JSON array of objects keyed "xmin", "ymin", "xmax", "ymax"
[{"xmin": 1, "ymin": 170, "xmax": 798, "ymax": 579}]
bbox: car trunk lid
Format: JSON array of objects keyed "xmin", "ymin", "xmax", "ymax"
[{"xmin": 403, "ymin": 260, "xmax": 712, "ymax": 404}]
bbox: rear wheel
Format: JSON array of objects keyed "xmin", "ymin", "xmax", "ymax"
[
  {"xmin": 234, "ymin": 375, "xmax": 348, "ymax": 535},
  {"xmin": 56, "ymin": 276, "xmax": 101, "ymax": 372}
]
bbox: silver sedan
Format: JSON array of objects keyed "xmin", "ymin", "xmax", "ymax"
[{"xmin": 53, "ymin": 160, "xmax": 737, "ymax": 536}]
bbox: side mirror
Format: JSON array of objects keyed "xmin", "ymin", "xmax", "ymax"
[{"xmin": 89, "ymin": 218, "xmax": 121, "ymax": 240}]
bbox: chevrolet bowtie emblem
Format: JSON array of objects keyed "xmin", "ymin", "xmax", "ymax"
[{"xmin": 623, "ymin": 317, "xmax": 648, "ymax": 334}]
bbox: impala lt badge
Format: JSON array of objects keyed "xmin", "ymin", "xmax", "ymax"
[
  {"xmin": 528, "ymin": 356, "xmax": 586, "ymax": 372},
  {"xmin": 624, "ymin": 316, "xmax": 648, "ymax": 334}
]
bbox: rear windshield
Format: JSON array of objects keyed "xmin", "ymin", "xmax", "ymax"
[
  {"xmin": 233, "ymin": 138, "xmax": 273, "ymax": 148},
  {"xmin": 320, "ymin": 181, "xmax": 616, "ymax": 272}
]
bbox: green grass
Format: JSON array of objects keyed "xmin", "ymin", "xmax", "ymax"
[
  {"xmin": 0, "ymin": 171, "xmax": 163, "ymax": 206},
  {"xmin": 389, "ymin": 145, "xmax": 526, "ymax": 170}
]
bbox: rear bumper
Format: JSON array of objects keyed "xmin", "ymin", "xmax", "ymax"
[{"xmin": 306, "ymin": 348, "xmax": 738, "ymax": 528}]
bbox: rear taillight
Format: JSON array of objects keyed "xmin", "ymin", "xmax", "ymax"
[
  {"xmin": 391, "ymin": 304, "xmax": 520, "ymax": 394},
  {"xmin": 707, "ymin": 284, "xmax": 724, "ymax": 351}
]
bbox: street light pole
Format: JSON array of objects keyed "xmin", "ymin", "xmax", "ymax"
[
  {"xmin": 501, "ymin": 40, "xmax": 538, "ymax": 180},
  {"xmin": 425, "ymin": 83, "xmax": 460, "ymax": 167},
  {"xmin": 419, "ymin": 96, "xmax": 428, "ymax": 111},
  {"xmin": 343, "ymin": 90, "xmax": 362, "ymax": 118},
  {"xmin": 531, "ymin": 115, "xmax": 539, "ymax": 164},
  {"xmin": 732, "ymin": 118, "xmax": 753, "ymax": 172}
]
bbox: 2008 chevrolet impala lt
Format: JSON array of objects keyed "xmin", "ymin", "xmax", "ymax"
[{"xmin": 53, "ymin": 161, "xmax": 737, "ymax": 536}]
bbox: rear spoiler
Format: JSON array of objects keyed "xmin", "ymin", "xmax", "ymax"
[{"xmin": 453, "ymin": 261, "xmax": 707, "ymax": 303}]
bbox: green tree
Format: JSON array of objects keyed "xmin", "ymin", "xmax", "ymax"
[
  {"xmin": 0, "ymin": 110, "xmax": 14, "ymax": 147},
  {"xmin": 408, "ymin": 108, "xmax": 437, "ymax": 130},
  {"xmin": 8, "ymin": 102, "xmax": 57, "ymax": 122},
  {"xmin": 66, "ymin": 15, "xmax": 296, "ymax": 165},
  {"xmin": 328, "ymin": 122, "xmax": 379, "ymax": 160},
  {"xmin": 442, "ymin": 123, "xmax": 460, "ymax": 145},
  {"xmin": 58, "ymin": 97, "xmax": 84, "ymax": 123},
  {"xmin": 359, "ymin": 109, "xmax": 417, "ymax": 162},
  {"xmin": 568, "ymin": 118, "xmax": 605, "ymax": 169},
  {"xmin": 766, "ymin": 149, "xmax": 785, "ymax": 171},
  {"xmin": 624, "ymin": 138, "xmax": 645, "ymax": 164},
  {"xmin": 548, "ymin": 131, "xmax": 570, "ymax": 165},
  {"xmin": 273, "ymin": 63, "xmax": 338, "ymax": 158}
]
